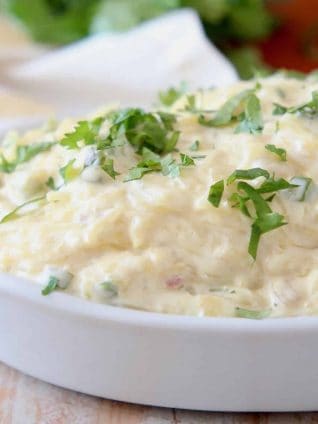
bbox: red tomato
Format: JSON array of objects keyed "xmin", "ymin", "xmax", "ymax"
[{"xmin": 259, "ymin": 0, "xmax": 318, "ymax": 71}]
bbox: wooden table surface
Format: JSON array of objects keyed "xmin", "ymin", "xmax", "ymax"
[{"xmin": 0, "ymin": 362, "xmax": 317, "ymax": 424}]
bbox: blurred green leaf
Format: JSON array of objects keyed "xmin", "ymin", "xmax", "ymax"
[
  {"xmin": 226, "ymin": 0, "xmax": 275, "ymax": 41},
  {"xmin": 3, "ymin": 0, "xmax": 99, "ymax": 44},
  {"xmin": 181, "ymin": 0, "xmax": 229, "ymax": 23},
  {"xmin": 227, "ymin": 47, "xmax": 272, "ymax": 79},
  {"xmin": 90, "ymin": 0, "xmax": 179, "ymax": 33}
]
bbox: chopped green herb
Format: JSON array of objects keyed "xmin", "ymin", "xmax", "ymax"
[
  {"xmin": 125, "ymin": 148, "xmax": 197, "ymax": 182},
  {"xmin": 265, "ymin": 144, "xmax": 286, "ymax": 161},
  {"xmin": 59, "ymin": 159, "xmax": 82, "ymax": 183},
  {"xmin": 0, "ymin": 196, "xmax": 46, "ymax": 224},
  {"xmin": 229, "ymin": 192, "xmax": 251, "ymax": 217},
  {"xmin": 46, "ymin": 176, "xmax": 58, "ymax": 191},
  {"xmin": 180, "ymin": 153, "xmax": 195, "ymax": 167},
  {"xmin": 60, "ymin": 117, "xmax": 104, "ymax": 149},
  {"xmin": 184, "ymin": 95, "xmax": 197, "ymax": 112},
  {"xmin": 208, "ymin": 180, "xmax": 224, "ymax": 207},
  {"xmin": 257, "ymin": 177, "xmax": 297, "ymax": 194},
  {"xmin": 160, "ymin": 155, "xmax": 180, "ymax": 178},
  {"xmin": 272, "ymin": 91, "xmax": 318, "ymax": 117},
  {"xmin": 237, "ymin": 181, "xmax": 271, "ymax": 217},
  {"xmin": 124, "ymin": 166, "xmax": 152, "ymax": 182},
  {"xmin": 209, "ymin": 167, "xmax": 301, "ymax": 259},
  {"xmin": 190, "ymin": 140, "xmax": 200, "ymax": 151},
  {"xmin": 289, "ymin": 176, "xmax": 312, "ymax": 201},
  {"xmin": 99, "ymin": 155, "xmax": 120, "ymax": 179},
  {"xmin": 227, "ymin": 168, "xmax": 269, "ymax": 185},
  {"xmin": 235, "ymin": 93, "xmax": 263, "ymax": 134},
  {"xmin": 235, "ymin": 307, "xmax": 271, "ymax": 319},
  {"xmin": 273, "ymin": 103, "xmax": 288, "ymax": 116},
  {"xmin": 99, "ymin": 281, "xmax": 118, "ymax": 298},
  {"xmin": 41, "ymin": 276, "xmax": 59, "ymax": 296},
  {"xmin": 104, "ymin": 108, "xmax": 180, "ymax": 155},
  {"xmin": 249, "ymin": 212, "xmax": 286, "ymax": 259},
  {"xmin": 198, "ymin": 88, "xmax": 254, "ymax": 127},
  {"xmin": 159, "ymin": 82, "xmax": 187, "ymax": 106},
  {"xmin": 0, "ymin": 141, "xmax": 55, "ymax": 173}
]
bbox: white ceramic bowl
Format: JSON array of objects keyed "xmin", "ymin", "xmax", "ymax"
[{"xmin": 0, "ymin": 272, "xmax": 317, "ymax": 411}]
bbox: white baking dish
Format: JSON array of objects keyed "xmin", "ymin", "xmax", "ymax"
[{"xmin": 0, "ymin": 272, "xmax": 317, "ymax": 412}]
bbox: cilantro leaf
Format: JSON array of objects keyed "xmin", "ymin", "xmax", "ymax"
[
  {"xmin": 289, "ymin": 176, "xmax": 312, "ymax": 201},
  {"xmin": 99, "ymin": 281, "xmax": 118, "ymax": 298},
  {"xmin": 272, "ymin": 103, "xmax": 288, "ymax": 116},
  {"xmin": 46, "ymin": 176, "xmax": 58, "ymax": 191},
  {"xmin": 198, "ymin": 88, "xmax": 254, "ymax": 127},
  {"xmin": 99, "ymin": 155, "xmax": 120, "ymax": 179},
  {"xmin": 237, "ymin": 182, "xmax": 271, "ymax": 217},
  {"xmin": 124, "ymin": 167, "xmax": 152, "ymax": 182},
  {"xmin": 235, "ymin": 307, "xmax": 271, "ymax": 319},
  {"xmin": 41, "ymin": 276, "xmax": 59, "ymax": 296},
  {"xmin": 0, "ymin": 141, "xmax": 55, "ymax": 173},
  {"xmin": 159, "ymin": 82, "xmax": 187, "ymax": 106},
  {"xmin": 184, "ymin": 95, "xmax": 197, "ymax": 112},
  {"xmin": 265, "ymin": 144, "xmax": 287, "ymax": 161},
  {"xmin": 208, "ymin": 180, "xmax": 224, "ymax": 207},
  {"xmin": 160, "ymin": 155, "xmax": 180, "ymax": 178},
  {"xmin": 229, "ymin": 192, "xmax": 251, "ymax": 217},
  {"xmin": 212, "ymin": 166, "xmax": 306, "ymax": 259},
  {"xmin": 105, "ymin": 108, "xmax": 179, "ymax": 155},
  {"xmin": 272, "ymin": 91, "xmax": 318, "ymax": 117},
  {"xmin": 227, "ymin": 168, "xmax": 269, "ymax": 185},
  {"xmin": 235, "ymin": 93, "xmax": 263, "ymax": 134},
  {"xmin": 257, "ymin": 177, "xmax": 297, "ymax": 194},
  {"xmin": 180, "ymin": 153, "xmax": 195, "ymax": 167},
  {"xmin": 190, "ymin": 140, "xmax": 200, "ymax": 151},
  {"xmin": 59, "ymin": 159, "xmax": 82, "ymax": 183},
  {"xmin": 0, "ymin": 196, "xmax": 46, "ymax": 224},
  {"xmin": 249, "ymin": 212, "xmax": 286, "ymax": 259},
  {"xmin": 61, "ymin": 117, "xmax": 104, "ymax": 149}
]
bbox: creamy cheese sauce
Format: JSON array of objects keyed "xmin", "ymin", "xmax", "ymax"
[{"xmin": 1, "ymin": 74, "xmax": 318, "ymax": 317}]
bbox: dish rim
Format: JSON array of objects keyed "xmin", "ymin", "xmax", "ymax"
[{"xmin": 1, "ymin": 271, "xmax": 318, "ymax": 334}]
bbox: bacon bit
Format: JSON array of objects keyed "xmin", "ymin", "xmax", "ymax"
[{"xmin": 165, "ymin": 275, "xmax": 184, "ymax": 289}]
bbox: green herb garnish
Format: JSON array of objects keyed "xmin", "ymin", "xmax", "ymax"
[
  {"xmin": 0, "ymin": 196, "xmax": 46, "ymax": 224},
  {"xmin": 45, "ymin": 176, "xmax": 59, "ymax": 191},
  {"xmin": 41, "ymin": 276, "xmax": 59, "ymax": 296},
  {"xmin": 180, "ymin": 153, "xmax": 195, "ymax": 167},
  {"xmin": 60, "ymin": 117, "xmax": 104, "ymax": 149},
  {"xmin": 59, "ymin": 159, "xmax": 82, "ymax": 183},
  {"xmin": 159, "ymin": 82, "xmax": 187, "ymax": 107},
  {"xmin": 102, "ymin": 108, "xmax": 180, "ymax": 155},
  {"xmin": 99, "ymin": 281, "xmax": 118, "ymax": 298},
  {"xmin": 208, "ymin": 168, "xmax": 300, "ymax": 259},
  {"xmin": 289, "ymin": 176, "xmax": 312, "ymax": 201},
  {"xmin": 235, "ymin": 93, "xmax": 263, "ymax": 134},
  {"xmin": 0, "ymin": 141, "xmax": 55, "ymax": 173},
  {"xmin": 198, "ymin": 88, "xmax": 255, "ymax": 127},
  {"xmin": 227, "ymin": 168, "xmax": 269, "ymax": 185},
  {"xmin": 124, "ymin": 148, "xmax": 196, "ymax": 182},
  {"xmin": 208, "ymin": 180, "xmax": 224, "ymax": 207},
  {"xmin": 99, "ymin": 155, "xmax": 120, "ymax": 179},
  {"xmin": 272, "ymin": 91, "xmax": 318, "ymax": 117},
  {"xmin": 190, "ymin": 140, "xmax": 200, "ymax": 151},
  {"xmin": 265, "ymin": 144, "xmax": 287, "ymax": 161},
  {"xmin": 235, "ymin": 307, "xmax": 271, "ymax": 319},
  {"xmin": 257, "ymin": 177, "xmax": 296, "ymax": 194}
]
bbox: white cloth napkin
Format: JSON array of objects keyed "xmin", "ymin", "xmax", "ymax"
[{"xmin": 1, "ymin": 9, "xmax": 237, "ymax": 133}]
